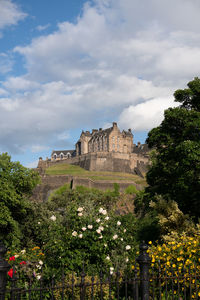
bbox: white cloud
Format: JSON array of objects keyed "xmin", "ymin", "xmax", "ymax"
[
  {"xmin": 0, "ymin": 53, "xmax": 13, "ymax": 74},
  {"xmin": 1, "ymin": 0, "xmax": 200, "ymax": 154},
  {"xmin": 0, "ymin": 0, "xmax": 26, "ymax": 34},
  {"xmin": 36, "ymin": 24, "xmax": 50, "ymax": 32},
  {"xmin": 118, "ymin": 97, "xmax": 179, "ymax": 131}
]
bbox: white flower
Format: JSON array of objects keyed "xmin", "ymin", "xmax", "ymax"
[
  {"xmin": 96, "ymin": 229, "xmax": 101, "ymax": 234},
  {"xmin": 39, "ymin": 260, "xmax": 43, "ymax": 265},
  {"xmin": 14, "ymin": 255, "xmax": 19, "ymax": 258},
  {"xmin": 102, "ymin": 209, "xmax": 107, "ymax": 215},
  {"xmin": 21, "ymin": 250, "xmax": 26, "ymax": 254},
  {"xmin": 72, "ymin": 231, "xmax": 78, "ymax": 237},
  {"xmin": 88, "ymin": 225, "xmax": 93, "ymax": 229},
  {"xmin": 79, "ymin": 234, "xmax": 83, "ymax": 238},
  {"xmin": 96, "ymin": 219, "xmax": 100, "ymax": 223},
  {"xmin": 110, "ymin": 267, "xmax": 114, "ymax": 275},
  {"xmin": 121, "ymin": 238, "xmax": 123, "ymax": 241},
  {"xmin": 38, "ymin": 222, "xmax": 41, "ymax": 224},
  {"xmin": 99, "ymin": 235, "xmax": 103, "ymax": 239},
  {"xmin": 124, "ymin": 229, "xmax": 127, "ymax": 233},
  {"xmin": 99, "ymin": 226, "xmax": 104, "ymax": 231},
  {"xmin": 99, "ymin": 208, "xmax": 104, "ymax": 213},
  {"xmin": 78, "ymin": 212, "xmax": 83, "ymax": 217},
  {"xmin": 105, "ymin": 216, "xmax": 109, "ymax": 220},
  {"xmin": 117, "ymin": 221, "xmax": 121, "ymax": 226},
  {"xmin": 113, "ymin": 234, "xmax": 118, "ymax": 240},
  {"xmin": 125, "ymin": 245, "xmax": 131, "ymax": 250},
  {"xmin": 82, "ymin": 227, "xmax": 86, "ymax": 231},
  {"xmin": 50, "ymin": 215, "xmax": 56, "ymax": 221},
  {"xmin": 106, "ymin": 256, "xmax": 110, "ymax": 260},
  {"xmin": 104, "ymin": 244, "xmax": 107, "ymax": 247},
  {"xmin": 126, "ymin": 258, "xmax": 129, "ymax": 262},
  {"xmin": 77, "ymin": 207, "xmax": 83, "ymax": 212},
  {"xmin": 36, "ymin": 265, "xmax": 42, "ymax": 269},
  {"xmin": 36, "ymin": 275, "xmax": 41, "ymax": 280}
]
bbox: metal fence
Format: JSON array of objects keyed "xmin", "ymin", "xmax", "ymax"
[{"xmin": 0, "ymin": 242, "xmax": 200, "ymax": 300}]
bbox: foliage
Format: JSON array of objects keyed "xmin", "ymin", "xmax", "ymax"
[
  {"xmin": 124, "ymin": 185, "xmax": 138, "ymax": 195},
  {"xmin": 42, "ymin": 202, "xmax": 137, "ymax": 276},
  {"xmin": 11, "ymin": 184, "xmax": 137, "ymax": 278},
  {"xmin": 148, "ymin": 227, "xmax": 200, "ymax": 298},
  {"xmin": 149, "ymin": 196, "xmax": 195, "ymax": 241},
  {"xmin": 0, "ymin": 153, "xmax": 40, "ymax": 248},
  {"xmin": 146, "ymin": 77, "xmax": 200, "ymax": 220},
  {"xmin": 134, "ymin": 193, "xmax": 195, "ymax": 243}
]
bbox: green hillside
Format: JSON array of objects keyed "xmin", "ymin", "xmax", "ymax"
[{"xmin": 45, "ymin": 163, "xmax": 146, "ymax": 186}]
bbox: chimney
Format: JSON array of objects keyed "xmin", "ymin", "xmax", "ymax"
[
  {"xmin": 99, "ymin": 128, "xmax": 102, "ymax": 131},
  {"xmin": 92, "ymin": 129, "xmax": 98, "ymax": 134},
  {"xmin": 112, "ymin": 122, "xmax": 117, "ymax": 128},
  {"xmin": 128, "ymin": 128, "xmax": 131, "ymax": 133}
]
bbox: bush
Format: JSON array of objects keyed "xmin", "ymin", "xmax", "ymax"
[{"xmin": 124, "ymin": 185, "xmax": 138, "ymax": 195}]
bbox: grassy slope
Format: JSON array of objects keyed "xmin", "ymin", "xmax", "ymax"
[{"xmin": 45, "ymin": 163, "xmax": 147, "ymax": 186}]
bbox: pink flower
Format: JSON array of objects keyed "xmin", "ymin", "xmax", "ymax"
[{"xmin": 20, "ymin": 261, "xmax": 26, "ymax": 265}]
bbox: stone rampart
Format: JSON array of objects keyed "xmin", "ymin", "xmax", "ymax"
[
  {"xmin": 32, "ymin": 174, "xmax": 141, "ymax": 202},
  {"xmin": 38, "ymin": 152, "xmax": 149, "ymax": 175}
]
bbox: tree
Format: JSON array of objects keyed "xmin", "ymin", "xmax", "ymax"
[
  {"xmin": 146, "ymin": 77, "xmax": 200, "ymax": 221},
  {"xmin": 0, "ymin": 153, "xmax": 40, "ymax": 248}
]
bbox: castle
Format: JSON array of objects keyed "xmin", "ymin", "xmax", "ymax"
[{"xmin": 38, "ymin": 122, "xmax": 150, "ymax": 176}]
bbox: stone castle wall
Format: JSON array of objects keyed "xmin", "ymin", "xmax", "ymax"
[
  {"xmin": 38, "ymin": 151, "xmax": 149, "ymax": 175},
  {"xmin": 32, "ymin": 174, "xmax": 142, "ymax": 202}
]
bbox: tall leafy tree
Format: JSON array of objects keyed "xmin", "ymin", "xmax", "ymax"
[
  {"xmin": 146, "ymin": 77, "xmax": 200, "ymax": 220},
  {"xmin": 0, "ymin": 153, "xmax": 40, "ymax": 247}
]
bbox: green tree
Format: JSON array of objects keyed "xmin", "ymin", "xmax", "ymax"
[
  {"xmin": 146, "ymin": 77, "xmax": 200, "ymax": 220},
  {"xmin": 0, "ymin": 153, "xmax": 40, "ymax": 248}
]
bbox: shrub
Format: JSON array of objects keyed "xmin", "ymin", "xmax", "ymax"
[{"xmin": 124, "ymin": 185, "xmax": 138, "ymax": 195}]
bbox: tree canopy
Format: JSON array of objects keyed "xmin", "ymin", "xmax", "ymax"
[
  {"xmin": 146, "ymin": 77, "xmax": 200, "ymax": 221},
  {"xmin": 0, "ymin": 153, "xmax": 40, "ymax": 247}
]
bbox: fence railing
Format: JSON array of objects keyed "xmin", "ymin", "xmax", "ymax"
[{"xmin": 0, "ymin": 241, "xmax": 200, "ymax": 299}]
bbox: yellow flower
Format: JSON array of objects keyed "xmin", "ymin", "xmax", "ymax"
[{"xmin": 148, "ymin": 241, "xmax": 152, "ymax": 245}]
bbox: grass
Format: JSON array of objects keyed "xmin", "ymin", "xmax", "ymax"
[{"xmin": 45, "ymin": 163, "xmax": 147, "ymax": 186}]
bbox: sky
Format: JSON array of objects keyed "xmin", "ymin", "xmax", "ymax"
[{"xmin": 0, "ymin": 0, "xmax": 200, "ymax": 168}]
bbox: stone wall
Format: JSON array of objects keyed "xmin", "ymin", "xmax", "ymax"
[
  {"xmin": 37, "ymin": 151, "xmax": 149, "ymax": 177},
  {"xmin": 32, "ymin": 174, "xmax": 142, "ymax": 202}
]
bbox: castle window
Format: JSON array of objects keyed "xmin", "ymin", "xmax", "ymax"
[
  {"xmin": 53, "ymin": 153, "xmax": 57, "ymax": 160},
  {"xmin": 60, "ymin": 153, "xmax": 64, "ymax": 159}
]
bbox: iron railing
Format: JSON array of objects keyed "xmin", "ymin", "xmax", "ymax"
[{"xmin": 0, "ymin": 242, "xmax": 200, "ymax": 299}]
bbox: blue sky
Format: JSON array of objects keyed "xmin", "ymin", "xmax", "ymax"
[{"xmin": 0, "ymin": 0, "xmax": 200, "ymax": 167}]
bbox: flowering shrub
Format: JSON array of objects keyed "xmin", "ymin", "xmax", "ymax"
[
  {"xmin": 6, "ymin": 246, "xmax": 45, "ymax": 280},
  {"xmin": 148, "ymin": 229, "xmax": 200, "ymax": 298},
  {"xmin": 42, "ymin": 202, "xmax": 137, "ymax": 276}
]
